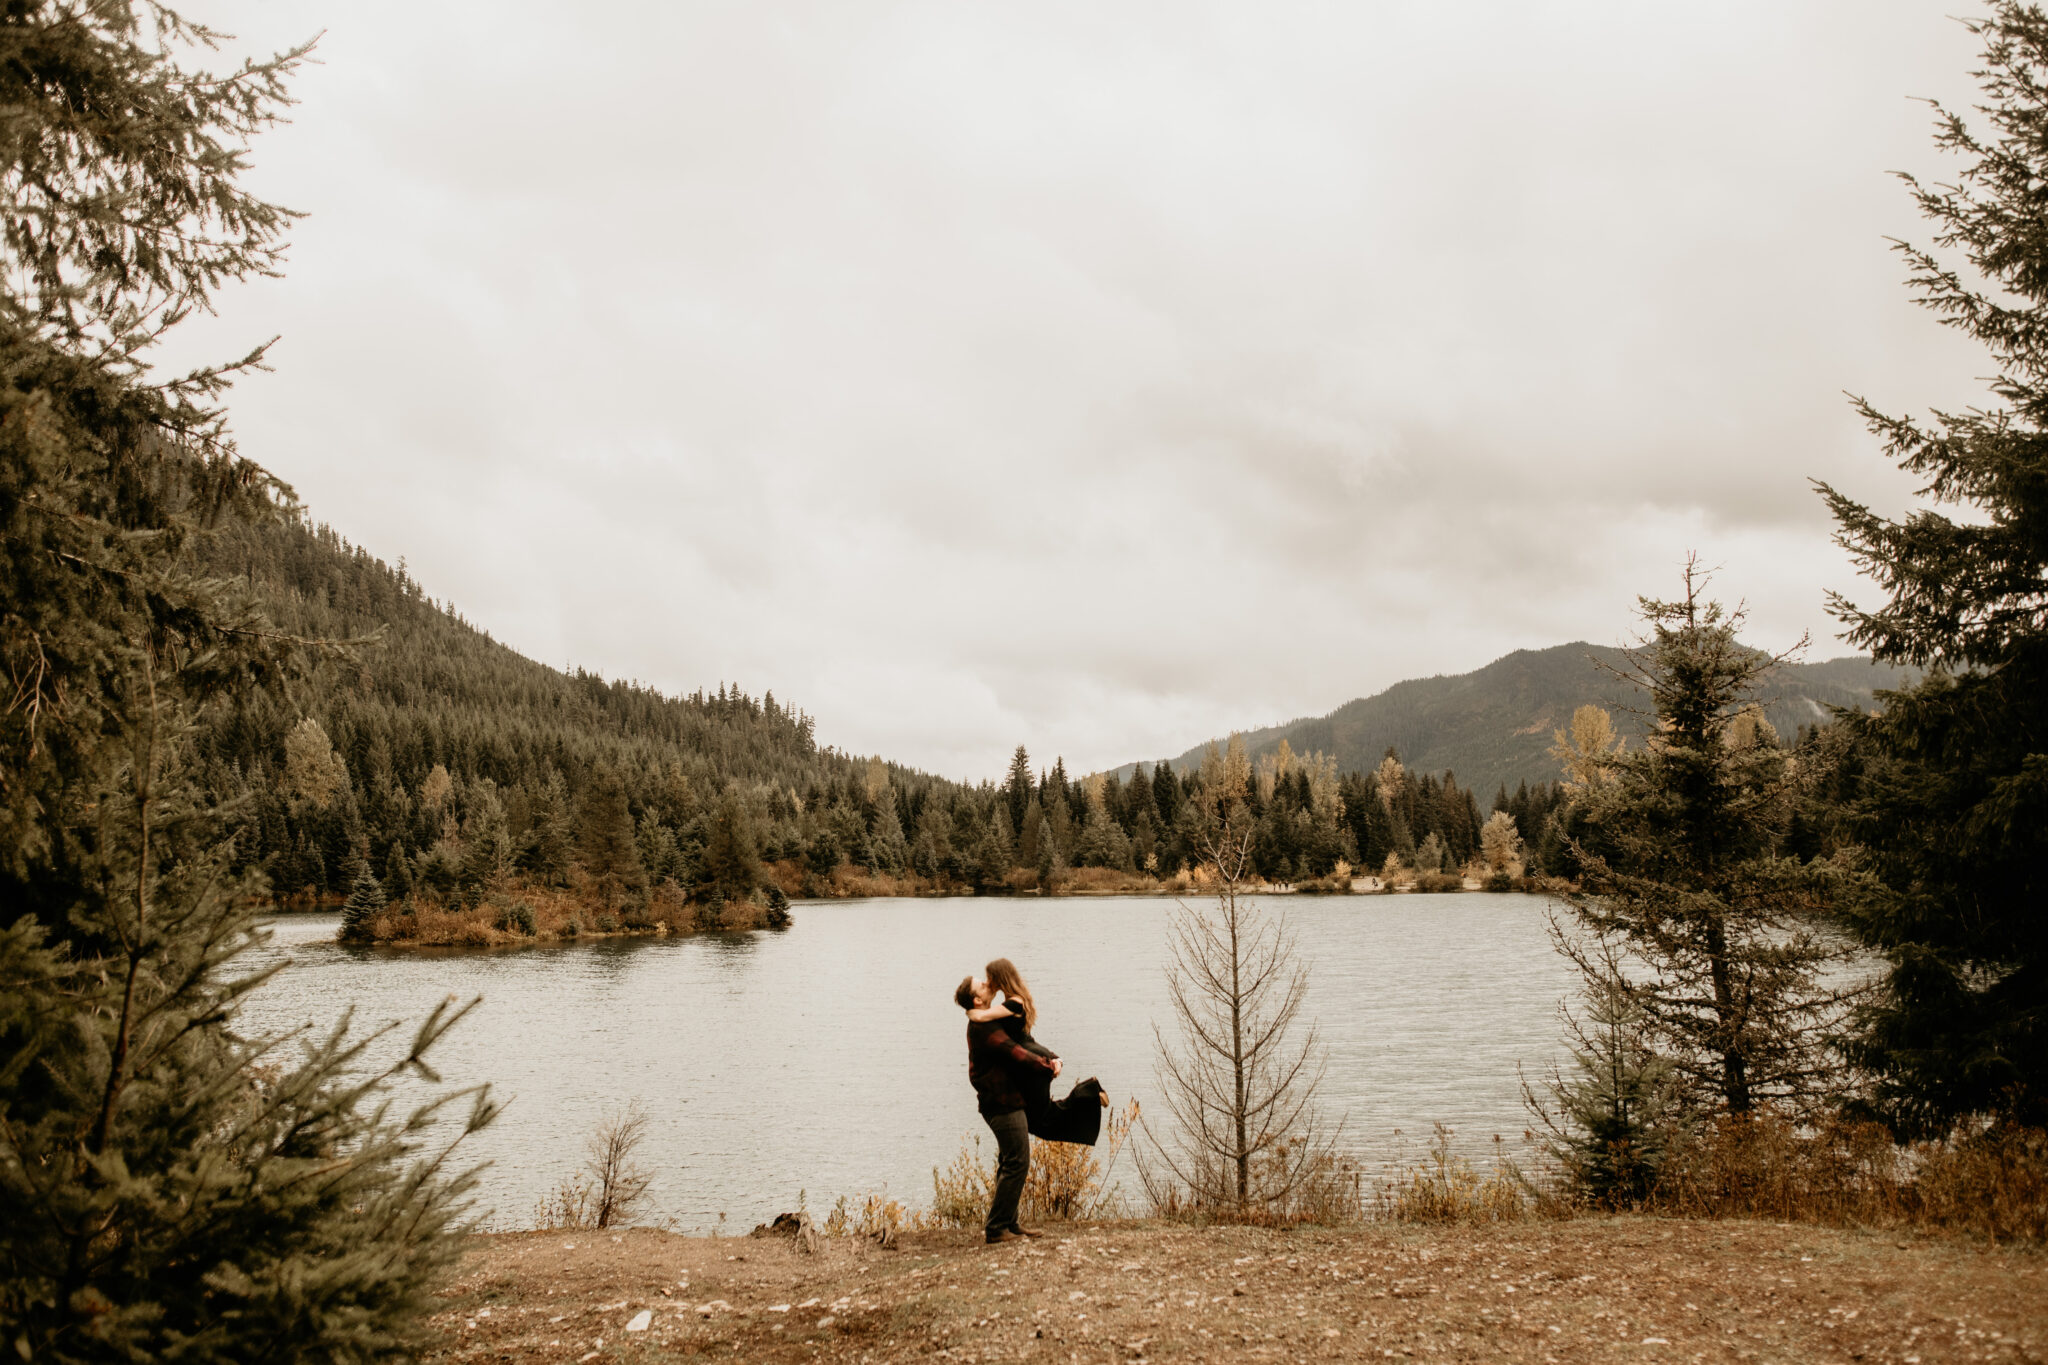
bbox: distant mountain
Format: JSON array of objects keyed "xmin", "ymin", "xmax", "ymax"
[{"xmin": 1118, "ymin": 643, "xmax": 1916, "ymax": 796}]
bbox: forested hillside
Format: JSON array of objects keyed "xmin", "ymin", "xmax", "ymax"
[
  {"xmin": 196, "ymin": 518, "xmax": 1522, "ymax": 921},
  {"xmin": 1126, "ymin": 642, "xmax": 1912, "ymax": 795},
  {"xmin": 196, "ymin": 517, "xmax": 970, "ymax": 910}
]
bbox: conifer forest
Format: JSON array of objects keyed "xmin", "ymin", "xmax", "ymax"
[{"xmin": 203, "ymin": 518, "xmax": 1585, "ymax": 939}]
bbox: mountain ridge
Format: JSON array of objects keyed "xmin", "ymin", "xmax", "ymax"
[{"xmin": 1115, "ymin": 642, "xmax": 1915, "ymax": 794}]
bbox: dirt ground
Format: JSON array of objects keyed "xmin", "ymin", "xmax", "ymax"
[{"xmin": 422, "ymin": 1218, "xmax": 2042, "ymax": 1365}]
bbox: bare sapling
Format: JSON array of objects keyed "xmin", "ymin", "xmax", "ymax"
[
  {"xmin": 1143, "ymin": 736, "xmax": 1345, "ymax": 1221},
  {"xmin": 536, "ymin": 1100, "xmax": 657, "ymax": 1229}
]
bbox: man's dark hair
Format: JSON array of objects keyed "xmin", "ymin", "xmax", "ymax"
[{"xmin": 953, "ymin": 975, "xmax": 976, "ymax": 1010}]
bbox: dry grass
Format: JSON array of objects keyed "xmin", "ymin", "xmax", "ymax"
[
  {"xmin": 820, "ymin": 1192, "xmax": 914, "ymax": 1242},
  {"xmin": 1143, "ymin": 1141, "xmax": 1369, "ymax": 1229},
  {"xmin": 1633, "ymin": 1113, "xmax": 2048, "ymax": 1242},
  {"xmin": 1374, "ymin": 1124, "xmax": 1530, "ymax": 1225},
  {"xmin": 928, "ymin": 1102, "xmax": 1141, "ymax": 1229},
  {"xmin": 1048, "ymin": 866, "xmax": 1164, "ymax": 896}
]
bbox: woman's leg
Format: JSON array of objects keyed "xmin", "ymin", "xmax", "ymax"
[{"xmin": 983, "ymin": 1109, "xmax": 1030, "ymax": 1242}]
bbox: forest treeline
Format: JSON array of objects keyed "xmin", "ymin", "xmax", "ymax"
[
  {"xmin": 205, "ymin": 515, "xmax": 1875, "ymax": 942},
  {"xmin": 202, "ymin": 518, "xmax": 1585, "ymax": 937}
]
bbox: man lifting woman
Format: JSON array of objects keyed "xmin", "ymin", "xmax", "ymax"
[{"xmin": 955, "ymin": 958, "xmax": 1109, "ymax": 1244}]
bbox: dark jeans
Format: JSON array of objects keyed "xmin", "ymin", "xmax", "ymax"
[{"xmin": 982, "ymin": 1107, "xmax": 1030, "ymax": 1239}]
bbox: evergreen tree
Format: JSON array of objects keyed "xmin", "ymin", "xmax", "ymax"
[
  {"xmin": 1526, "ymin": 955, "xmax": 1677, "ymax": 1208},
  {"xmin": 1003, "ymin": 744, "xmax": 1034, "ymax": 838},
  {"xmin": 701, "ymin": 788, "xmax": 762, "ymax": 905},
  {"xmin": 1560, "ymin": 568, "xmax": 1846, "ymax": 1117},
  {"xmin": 384, "ymin": 841, "xmax": 416, "ymax": 900},
  {"xmin": 910, "ymin": 802, "xmax": 951, "ymax": 879},
  {"xmin": 1016, "ymin": 797, "xmax": 1043, "ymax": 872},
  {"xmin": 0, "ymin": 7, "xmax": 490, "ymax": 1357},
  {"xmin": 1124, "ymin": 763, "xmax": 1154, "ymax": 837},
  {"xmin": 1412, "ymin": 830, "xmax": 1445, "ymax": 874},
  {"xmin": 1152, "ymin": 759, "xmax": 1182, "ymax": 825},
  {"xmin": 576, "ymin": 777, "xmax": 647, "ymax": 910},
  {"xmin": 1073, "ymin": 791, "xmax": 1133, "ymax": 870},
  {"xmin": 866, "ymin": 786, "xmax": 908, "ymax": 873},
  {"xmin": 1816, "ymin": 1, "xmax": 2048, "ymax": 1135},
  {"xmin": 636, "ymin": 811, "xmax": 682, "ymax": 884},
  {"xmin": 1036, "ymin": 788, "xmax": 1074, "ymax": 883},
  {"xmin": 518, "ymin": 769, "xmax": 575, "ymax": 885},
  {"xmin": 341, "ymin": 867, "xmax": 388, "ymax": 943},
  {"xmin": 970, "ymin": 813, "xmax": 1012, "ymax": 893},
  {"xmin": 457, "ymin": 790, "xmax": 510, "ymax": 901}
]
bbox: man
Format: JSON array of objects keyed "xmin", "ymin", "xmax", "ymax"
[{"xmin": 957, "ymin": 973, "xmax": 1059, "ymax": 1244}]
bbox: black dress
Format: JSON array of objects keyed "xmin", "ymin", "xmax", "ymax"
[{"xmin": 999, "ymin": 1000, "xmax": 1105, "ymax": 1146}]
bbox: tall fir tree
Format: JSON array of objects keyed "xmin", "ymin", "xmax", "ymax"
[
  {"xmin": 1002, "ymin": 744, "xmax": 1034, "ymax": 840},
  {"xmin": 1817, "ymin": 1, "xmax": 2048, "ymax": 1135},
  {"xmin": 701, "ymin": 787, "xmax": 762, "ymax": 906},
  {"xmin": 576, "ymin": 777, "xmax": 647, "ymax": 911},
  {"xmin": 1560, "ymin": 567, "xmax": 1846, "ymax": 1118},
  {"xmin": 0, "ymin": 6, "xmax": 491, "ymax": 1358}
]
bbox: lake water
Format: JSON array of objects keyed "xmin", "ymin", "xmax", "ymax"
[{"xmin": 239, "ymin": 894, "xmax": 1575, "ymax": 1233}]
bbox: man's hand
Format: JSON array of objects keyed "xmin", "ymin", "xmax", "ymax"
[{"xmin": 1051, "ymin": 1057, "xmax": 1063, "ymax": 1077}]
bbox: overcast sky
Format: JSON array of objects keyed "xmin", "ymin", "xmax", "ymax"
[{"xmin": 168, "ymin": 1, "xmax": 1993, "ymax": 782}]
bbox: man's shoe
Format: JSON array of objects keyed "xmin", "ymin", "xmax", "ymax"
[
  {"xmin": 986, "ymin": 1229, "xmax": 1026, "ymax": 1245},
  {"xmin": 1011, "ymin": 1226, "xmax": 1046, "ymax": 1239}
]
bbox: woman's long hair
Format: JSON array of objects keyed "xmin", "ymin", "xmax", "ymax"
[{"xmin": 985, "ymin": 958, "xmax": 1035, "ymax": 1031}]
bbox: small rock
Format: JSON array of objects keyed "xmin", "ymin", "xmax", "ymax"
[{"xmin": 625, "ymin": 1310, "xmax": 652, "ymax": 1333}]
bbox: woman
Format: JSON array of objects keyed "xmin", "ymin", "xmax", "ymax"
[{"xmin": 971, "ymin": 958, "xmax": 1110, "ymax": 1147}]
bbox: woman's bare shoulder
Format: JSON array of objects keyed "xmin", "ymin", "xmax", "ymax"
[{"xmin": 964, "ymin": 1005, "xmax": 1010, "ymax": 1023}]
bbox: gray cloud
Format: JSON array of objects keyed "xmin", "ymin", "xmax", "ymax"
[{"xmin": 167, "ymin": 0, "xmax": 1992, "ymax": 779}]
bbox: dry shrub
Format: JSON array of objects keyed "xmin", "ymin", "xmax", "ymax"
[
  {"xmin": 1292, "ymin": 865, "xmax": 1358, "ymax": 894},
  {"xmin": 927, "ymin": 1103, "xmax": 1141, "ymax": 1228},
  {"xmin": 1058, "ymin": 866, "xmax": 1159, "ymax": 896},
  {"xmin": 716, "ymin": 898, "xmax": 765, "ymax": 931},
  {"xmin": 927, "ymin": 1136, "xmax": 994, "ymax": 1228},
  {"xmin": 823, "ymin": 864, "xmax": 947, "ymax": 898},
  {"xmin": 1147, "ymin": 1141, "xmax": 1366, "ymax": 1228},
  {"xmin": 1640, "ymin": 1112, "xmax": 2048, "ymax": 1242},
  {"xmin": 359, "ymin": 879, "xmax": 713, "ymax": 946},
  {"xmin": 532, "ymin": 1101, "xmax": 657, "ymax": 1229},
  {"xmin": 532, "ymin": 1171, "xmax": 594, "ymax": 1230},
  {"xmin": 763, "ymin": 859, "xmax": 807, "ymax": 898},
  {"xmin": 1375, "ymin": 1124, "xmax": 1527, "ymax": 1225},
  {"xmin": 1645, "ymin": 1112, "xmax": 1903, "ymax": 1224},
  {"xmin": 823, "ymin": 1192, "xmax": 919, "ymax": 1239},
  {"xmin": 1910, "ymin": 1126, "xmax": 2048, "ymax": 1242},
  {"xmin": 1409, "ymin": 870, "xmax": 1466, "ymax": 894}
]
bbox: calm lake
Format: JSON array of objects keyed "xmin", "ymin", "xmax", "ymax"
[{"xmin": 240, "ymin": 894, "xmax": 1574, "ymax": 1233}]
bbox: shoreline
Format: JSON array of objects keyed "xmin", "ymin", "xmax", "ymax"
[{"xmin": 267, "ymin": 878, "xmax": 1572, "ymax": 950}]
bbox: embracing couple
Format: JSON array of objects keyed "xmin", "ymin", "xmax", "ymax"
[{"xmin": 955, "ymin": 958, "xmax": 1111, "ymax": 1245}]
